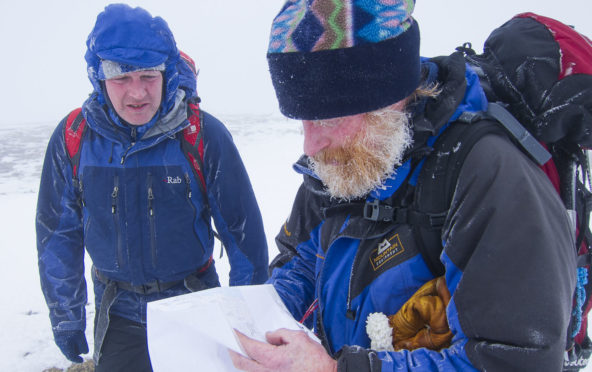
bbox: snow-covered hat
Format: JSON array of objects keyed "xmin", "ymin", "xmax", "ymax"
[{"xmin": 267, "ymin": 0, "xmax": 421, "ymax": 120}]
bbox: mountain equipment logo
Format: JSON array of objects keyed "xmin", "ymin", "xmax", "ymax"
[
  {"xmin": 370, "ymin": 234, "xmax": 405, "ymax": 271},
  {"xmin": 164, "ymin": 176, "xmax": 183, "ymax": 184}
]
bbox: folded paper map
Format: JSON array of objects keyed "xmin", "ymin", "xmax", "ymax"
[{"xmin": 147, "ymin": 284, "xmax": 318, "ymax": 371}]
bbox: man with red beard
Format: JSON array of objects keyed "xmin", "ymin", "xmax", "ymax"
[{"xmin": 230, "ymin": 1, "xmax": 576, "ymax": 371}]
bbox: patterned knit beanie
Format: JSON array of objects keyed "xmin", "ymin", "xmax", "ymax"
[{"xmin": 267, "ymin": 0, "xmax": 420, "ymax": 120}]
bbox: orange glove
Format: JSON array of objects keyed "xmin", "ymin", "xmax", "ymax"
[{"xmin": 388, "ymin": 276, "xmax": 453, "ymax": 351}]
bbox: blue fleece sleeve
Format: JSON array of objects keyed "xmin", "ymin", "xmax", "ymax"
[
  {"xmin": 36, "ymin": 119, "xmax": 87, "ymax": 333},
  {"xmin": 201, "ymin": 111, "xmax": 269, "ymax": 285},
  {"xmin": 268, "ymin": 238, "xmax": 318, "ymax": 324}
]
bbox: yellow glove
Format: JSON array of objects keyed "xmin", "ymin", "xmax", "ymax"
[{"xmin": 388, "ymin": 276, "xmax": 453, "ymax": 351}]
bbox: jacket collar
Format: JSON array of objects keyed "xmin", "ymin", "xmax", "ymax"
[{"xmin": 81, "ymin": 89, "xmax": 188, "ymax": 145}]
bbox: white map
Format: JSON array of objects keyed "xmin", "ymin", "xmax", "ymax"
[{"xmin": 147, "ymin": 284, "xmax": 318, "ymax": 371}]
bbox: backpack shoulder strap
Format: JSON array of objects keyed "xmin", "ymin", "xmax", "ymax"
[
  {"xmin": 486, "ymin": 102, "xmax": 551, "ymax": 166},
  {"xmin": 412, "ymin": 116, "xmax": 511, "ymax": 276},
  {"xmin": 64, "ymin": 107, "xmax": 87, "ymax": 186},
  {"xmin": 180, "ymin": 102, "xmax": 227, "ymax": 253},
  {"xmin": 181, "ymin": 102, "xmax": 207, "ymax": 194},
  {"xmin": 413, "ymin": 103, "xmax": 556, "ymax": 276}
]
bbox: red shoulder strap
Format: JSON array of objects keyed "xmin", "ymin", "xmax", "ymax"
[
  {"xmin": 182, "ymin": 102, "xmax": 207, "ymax": 192},
  {"xmin": 64, "ymin": 107, "xmax": 87, "ymax": 178}
]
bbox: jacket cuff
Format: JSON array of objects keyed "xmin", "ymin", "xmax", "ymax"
[
  {"xmin": 335, "ymin": 345, "xmax": 381, "ymax": 372},
  {"xmin": 50, "ymin": 307, "xmax": 86, "ymax": 332}
]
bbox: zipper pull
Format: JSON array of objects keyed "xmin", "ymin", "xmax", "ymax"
[
  {"xmin": 111, "ymin": 186, "xmax": 118, "ymax": 214},
  {"xmin": 148, "ymin": 187, "xmax": 154, "ymax": 216},
  {"xmin": 185, "ymin": 173, "xmax": 192, "ymax": 198}
]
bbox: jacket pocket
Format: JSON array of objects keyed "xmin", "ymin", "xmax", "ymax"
[
  {"xmin": 81, "ymin": 168, "xmax": 125, "ymax": 273},
  {"xmin": 145, "ymin": 166, "xmax": 207, "ymax": 276}
]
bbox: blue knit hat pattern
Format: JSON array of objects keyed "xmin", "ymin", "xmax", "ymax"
[
  {"xmin": 85, "ymin": 4, "xmax": 183, "ymax": 116},
  {"xmin": 267, "ymin": 0, "xmax": 420, "ymax": 120}
]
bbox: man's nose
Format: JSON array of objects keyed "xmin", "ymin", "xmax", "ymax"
[
  {"xmin": 303, "ymin": 120, "xmax": 331, "ymax": 157},
  {"xmin": 128, "ymin": 79, "xmax": 146, "ymax": 99}
]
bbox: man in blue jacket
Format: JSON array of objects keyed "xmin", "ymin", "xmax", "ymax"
[
  {"xmin": 36, "ymin": 4, "xmax": 268, "ymax": 371},
  {"xmin": 230, "ymin": 1, "xmax": 578, "ymax": 371}
]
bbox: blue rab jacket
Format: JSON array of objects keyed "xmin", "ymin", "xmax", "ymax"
[
  {"xmin": 268, "ymin": 54, "xmax": 576, "ymax": 371},
  {"xmin": 36, "ymin": 4, "xmax": 268, "ymax": 334},
  {"xmin": 37, "ymin": 96, "xmax": 269, "ymax": 330}
]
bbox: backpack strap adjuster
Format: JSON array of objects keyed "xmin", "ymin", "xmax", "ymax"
[
  {"xmin": 457, "ymin": 110, "xmax": 484, "ymax": 124},
  {"xmin": 364, "ymin": 199, "xmax": 409, "ymax": 223},
  {"xmin": 364, "ymin": 199, "xmax": 393, "ymax": 222},
  {"xmin": 364, "ymin": 199, "xmax": 447, "ymax": 228}
]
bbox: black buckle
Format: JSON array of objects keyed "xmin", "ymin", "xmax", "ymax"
[
  {"xmin": 140, "ymin": 281, "xmax": 162, "ymax": 294},
  {"xmin": 364, "ymin": 199, "xmax": 394, "ymax": 222},
  {"xmin": 457, "ymin": 110, "xmax": 483, "ymax": 124},
  {"xmin": 428, "ymin": 213, "xmax": 447, "ymax": 228},
  {"xmin": 577, "ymin": 253, "xmax": 592, "ymax": 268}
]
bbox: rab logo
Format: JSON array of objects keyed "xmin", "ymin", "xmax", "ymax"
[
  {"xmin": 163, "ymin": 176, "xmax": 182, "ymax": 184},
  {"xmin": 370, "ymin": 234, "xmax": 405, "ymax": 271}
]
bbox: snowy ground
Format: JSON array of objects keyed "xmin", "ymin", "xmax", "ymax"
[{"xmin": 1, "ymin": 114, "xmax": 591, "ymax": 371}]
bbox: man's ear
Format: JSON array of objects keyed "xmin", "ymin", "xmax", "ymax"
[{"xmin": 100, "ymin": 80, "xmax": 114, "ymax": 111}]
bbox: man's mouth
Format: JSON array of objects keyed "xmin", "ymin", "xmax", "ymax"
[{"xmin": 128, "ymin": 103, "xmax": 148, "ymax": 110}]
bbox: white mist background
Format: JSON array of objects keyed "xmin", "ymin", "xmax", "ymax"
[{"xmin": 0, "ymin": 0, "xmax": 590, "ymax": 370}]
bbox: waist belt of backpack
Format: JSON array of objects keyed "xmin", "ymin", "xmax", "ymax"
[{"xmin": 92, "ymin": 256, "xmax": 213, "ymax": 364}]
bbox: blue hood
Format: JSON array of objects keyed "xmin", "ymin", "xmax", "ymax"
[{"xmin": 84, "ymin": 4, "xmax": 197, "ymax": 120}]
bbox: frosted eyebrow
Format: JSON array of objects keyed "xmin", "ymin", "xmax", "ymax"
[{"xmin": 313, "ymin": 119, "xmax": 340, "ymax": 128}]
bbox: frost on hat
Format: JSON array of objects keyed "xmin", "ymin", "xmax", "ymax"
[
  {"xmin": 267, "ymin": 0, "xmax": 421, "ymax": 120},
  {"xmin": 98, "ymin": 60, "xmax": 166, "ymax": 80}
]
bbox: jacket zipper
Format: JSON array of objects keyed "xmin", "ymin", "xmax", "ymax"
[
  {"xmin": 120, "ymin": 127, "xmax": 137, "ymax": 165},
  {"xmin": 346, "ymin": 242, "xmax": 362, "ymax": 321},
  {"xmin": 185, "ymin": 173, "xmax": 205, "ymax": 254},
  {"xmin": 78, "ymin": 178, "xmax": 85, "ymax": 207},
  {"xmin": 147, "ymin": 173, "xmax": 157, "ymax": 268},
  {"xmin": 111, "ymin": 175, "xmax": 123, "ymax": 267},
  {"xmin": 315, "ymin": 234, "xmax": 334, "ymax": 354},
  {"xmin": 318, "ymin": 235, "xmax": 361, "ymax": 354}
]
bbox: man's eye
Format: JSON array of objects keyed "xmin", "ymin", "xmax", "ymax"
[
  {"xmin": 142, "ymin": 75, "xmax": 159, "ymax": 81},
  {"xmin": 111, "ymin": 76, "xmax": 129, "ymax": 83}
]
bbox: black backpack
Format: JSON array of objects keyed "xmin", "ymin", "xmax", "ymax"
[{"xmin": 365, "ymin": 13, "xmax": 592, "ymax": 370}]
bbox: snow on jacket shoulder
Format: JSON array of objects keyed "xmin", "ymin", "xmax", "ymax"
[
  {"xmin": 268, "ymin": 53, "xmax": 576, "ymax": 371},
  {"xmin": 36, "ymin": 96, "xmax": 268, "ymax": 330}
]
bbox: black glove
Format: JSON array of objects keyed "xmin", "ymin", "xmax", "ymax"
[{"xmin": 53, "ymin": 329, "xmax": 89, "ymax": 363}]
